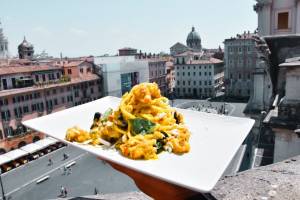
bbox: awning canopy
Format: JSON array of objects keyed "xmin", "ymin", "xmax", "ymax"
[
  {"xmin": 4, "ymin": 149, "xmax": 28, "ymax": 160},
  {"xmin": 34, "ymin": 137, "xmax": 56, "ymax": 148},
  {"xmin": 20, "ymin": 143, "xmax": 43, "ymax": 154},
  {"xmin": 0, "ymin": 155, "xmax": 12, "ymax": 165},
  {"xmin": 48, "ymin": 137, "xmax": 59, "ymax": 143}
]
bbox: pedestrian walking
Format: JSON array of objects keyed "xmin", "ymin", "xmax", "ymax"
[
  {"xmin": 64, "ymin": 188, "xmax": 68, "ymax": 197},
  {"xmin": 67, "ymin": 167, "xmax": 72, "ymax": 175},
  {"xmin": 60, "ymin": 186, "xmax": 65, "ymax": 197},
  {"xmin": 48, "ymin": 158, "xmax": 53, "ymax": 166},
  {"xmin": 94, "ymin": 187, "xmax": 98, "ymax": 195},
  {"xmin": 63, "ymin": 153, "xmax": 69, "ymax": 160},
  {"xmin": 63, "ymin": 166, "xmax": 67, "ymax": 175}
]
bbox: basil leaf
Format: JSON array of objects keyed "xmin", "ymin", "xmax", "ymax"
[
  {"xmin": 130, "ymin": 118, "xmax": 156, "ymax": 135},
  {"xmin": 101, "ymin": 108, "xmax": 113, "ymax": 122},
  {"xmin": 156, "ymin": 139, "xmax": 165, "ymax": 154}
]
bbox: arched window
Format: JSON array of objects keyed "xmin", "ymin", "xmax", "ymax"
[
  {"xmin": 18, "ymin": 141, "xmax": 27, "ymax": 148},
  {"xmin": 33, "ymin": 136, "xmax": 40, "ymax": 142}
]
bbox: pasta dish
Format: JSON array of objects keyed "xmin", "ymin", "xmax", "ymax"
[{"xmin": 65, "ymin": 82, "xmax": 190, "ymax": 160}]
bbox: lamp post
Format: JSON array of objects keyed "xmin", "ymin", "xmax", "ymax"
[{"xmin": 0, "ymin": 168, "xmax": 6, "ymax": 200}]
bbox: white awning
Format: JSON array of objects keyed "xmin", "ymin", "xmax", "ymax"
[
  {"xmin": 4, "ymin": 149, "xmax": 28, "ymax": 160},
  {"xmin": 20, "ymin": 143, "xmax": 43, "ymax": 154},
  {"xmin": 34, "ymin": 137, "xmax": 56, "ymax": 148},
  {"xmin": 0, "ymin": 155, "xmax": 12, "ymax": 165},
  {"xmin": 48, "ymin": 137, "xmax": 59, "ymax": 142}
]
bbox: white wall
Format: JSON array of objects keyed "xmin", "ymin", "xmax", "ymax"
[
  {"xmin": 285, "ymin": 68, "xmax": 300, "ymax": 100},
  {"xmin": 274, "ymin": 131, "xmax": 300, "ymax": 163},
  {"xmin": 95, "ymin": 56, "xmax": 149, "ymax": 97}
]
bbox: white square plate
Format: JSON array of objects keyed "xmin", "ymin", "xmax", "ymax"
[{"xmin": 23, "ymin": 96, "xmax": 254, "ymax": 192}]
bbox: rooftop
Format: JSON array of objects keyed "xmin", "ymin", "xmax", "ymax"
[
  {"xmin": 0, "ymin": 65, "xmax": 61, "ymax": 76},
  {"xmin": 224, "ymin": 31, "xmax": 256, "ymax": 42},
  {"xmin": 0, "ymin": 74, "xmax": 99, "ymax": 97}
]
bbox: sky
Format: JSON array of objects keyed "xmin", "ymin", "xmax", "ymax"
[{"xmin": 0, "ymin": 0, "xmax": 257, "ymax": 57}]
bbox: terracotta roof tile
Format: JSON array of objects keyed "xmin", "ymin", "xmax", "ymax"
[
  {"xmin": 0, "ymin": 74, "xmax": 99, "ymax": 97},
  {"xmin": 0, "ymin": 65, "xmax": 62, "ymax": 76}
]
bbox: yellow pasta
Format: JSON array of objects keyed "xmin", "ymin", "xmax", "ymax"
[{"xmin": 65, "ymin": 82, "xmax": 191, "ymax": 160}]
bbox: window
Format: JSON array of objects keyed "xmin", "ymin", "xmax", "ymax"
[
  {"xmin": 75, "ymin": 91, "xmax": 79, "ymax": 97},
  {"xmin": 35, "ymin": 75, "xmax": 39, "ymax": 82},
  {"xmin": 188, "ymin": 81, "xmax": 190, "ymax": 86},
  {"xmin": 199, "ymin": 72, "xmax": 201, "ymax": 76},
  {"xmin": 31, "ymin": 104, "xmax": 37, "ymax": 111},
  {"xmin": 193, "ymin": 72, "xmax": 196, "ymax": 76},
  {"xmin": 177, "ymin": 81, "xmax": 180, "ymax": 86},
  {"xmin": 193, "ymin": 81, "xmax": 196, "ymax": 85},
  {"xmin": 204, "ymin": 81, "xmax": 207, "ymax": 86},
  {"xmin": 56, "ymin": 73, "xmax": 60, "ymax": 79},
  {"xmin": 239, "ymin": 73, "xmax": 241, "ymax": 79},
  {"xmin": 61, "ymin": 97, "xmax": 65, "ymax": 103},
  {"xmin": 68, "ymin": 69, "xmax": 72, "ymax": 74},
  {"xmin": 188, "ymin": 72, "xmax": 190, "ymax": 76},
  {"xmin": 48, "ymin": 74, "xmax": 51, "ymax": 80},
  {"xmin": 80, "ymin": 68, "xmax": 83, "ymax": 73},
  {"xmin": 209, "ymin": 72, "xmax": 211, "ymax": 76},
  {"xmin": 90, "ymin": 87, "xmax": 94, "ymax": 94},
  {"xmin": 199, "ymin": 81, "xmax": 202, "ymax": 85},
  {"xmin": 209, "ymin": 81, "xmax": 212, "ymax": 85},
  {"xmin": 230, "ymin": 73, "xmax": 233, "ymax": 79},
  {"xmin": 188, "ymin": 88, "xmax": 191, "ymax": 93},
  {"xmin": 23, "ymin": 106, "xmax": 29, "ymax": 113},
  {"xmin": 183, "ymin": 81, "xmax": 185, "ymax": 86},
  {"xmin": 177, "ymin": 72, "xmax": 179, "ymax": 76},
  {"xmin": 278, "ymin": 12, "xmax": 289, "ymax": 29},
  {"xmin": 182, "ymin": 72, "xmax": 185, "ymax": 76},
  {"xmin": 204, "ymin": 72, "xmax": 207, "ymax": 76},
  {"xmin": 53, "ymin": 89, "xmax": 57, "ymax": 95},
  {"xmin": 42, "ymin": 74, "xmax": 46, "ymax": 82},
  {"xmin": 54, "ymin": 99, "xmax": 58, "ymax": 105}
]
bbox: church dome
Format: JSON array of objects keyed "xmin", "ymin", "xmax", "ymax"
[
  {"xmin": 186, "ymin": 27, "xmax": 202, "ymax": 51},
  {"xmin": 18, "ymin": 37, "xmax": 33, "ymax": 49},
  {"xmin": 186, "ymin": 27, "xmax": 201, "ymax": 43}
]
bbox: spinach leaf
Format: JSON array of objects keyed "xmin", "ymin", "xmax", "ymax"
[
  {"xmin": 101, "ymin": 108, "xmax": 113, "ymax": 122},
  {"xmin": 156, "ymin": 139, "xmax": 165, "ymax": 154},
  {"xmin": 130, "ymin": 118, "xmax": 156, "ymax": 135}
]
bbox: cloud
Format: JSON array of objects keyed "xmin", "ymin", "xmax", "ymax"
[
  {"xmin": 69, "ymin": 27, "xmax": 88, "ymax": 36},
  {"xmin": 32, "ymin": 26, "xmax": 52, "ymax": 36}
]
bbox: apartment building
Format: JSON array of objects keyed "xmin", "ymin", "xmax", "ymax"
[
  {"xmin": 224, "ymin": 31, "xmax": 257, "ymax": 98},
  {"xmin": 174, "ymin": 51, "xmax": 224, "ymax": 98},
  {"xmin": 0, "ymin": 59, "xmax": 102, "ymax": 153}
]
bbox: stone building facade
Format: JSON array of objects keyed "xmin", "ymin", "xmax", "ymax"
[
  {"xmin": 174, "ymin": 51, "xmax": 224, "ymax": 98},
  {"xmin": 0, "ymin": 59, "xmax": 103, "ymax": 153},
  {"xmin": 254, "ymin": 0, "xmax": 300, "ymax": 36},
  {"xmin": 224, "ymin": 31, "xmax": 258, "ymax": 98},
  {"xmin": 148, "ymin": 59, "xmax": 167, "ymax": 96}
]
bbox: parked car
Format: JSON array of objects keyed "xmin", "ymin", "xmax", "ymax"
[
  {"xmin": 18, "ymin": 157, "xmax": 28, "ymax": 164},
  {"xmin": 11, "ymin": 161, "xmax": 20, "ymax": 168},
  {"xmin": 2, "ymin": 163, "xmax": 12, "ymax": 172}
]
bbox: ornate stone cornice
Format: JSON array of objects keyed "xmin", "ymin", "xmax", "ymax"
[{"xmin": 254, "ymin": 0, "xmax": 272, "ymax": 12}]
